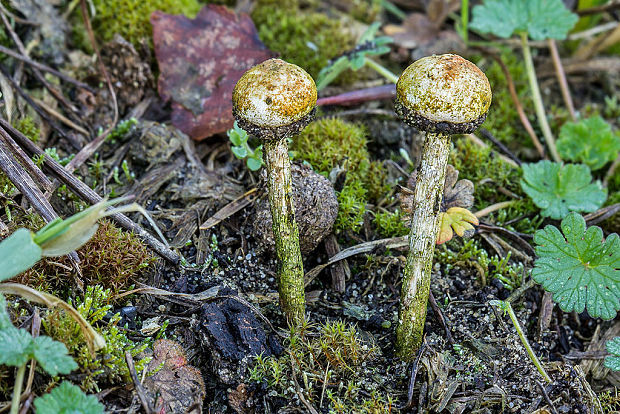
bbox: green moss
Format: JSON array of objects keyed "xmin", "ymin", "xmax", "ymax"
[
  {"xmin": 249, "ymin": 321, "xmax": 392, "ymax": 412},
  {"xmin": 73, "ymin": 0, "xmax": 200, "ymax": 50},
  {"xmin": 374, "ymin": 209, "xmax": 409, "ymax": 238},
  {"xmin": 450, "ymin": 138, "xmax": 520, "ymax": 209},
  {"xmin": 15, "ymin": 220, "xmax": 155, "ymax": 296},
  {"xmin": 293, "ymin": 118, "xmax": 385, "ymax": 232},
  {"xmin": 436, "ymin": 239, "xmax": 524, "ymax": 289},
  {"xmin": 43, "ymin": 285, "xmax": 151, "ymax": 391},
  {"xmin": 13, "ymin": 116, "xmax": 40, "ymax": 143},
  {"xmin": 252, "ymin": 1, "xmax": 354, "ymax": 78}
]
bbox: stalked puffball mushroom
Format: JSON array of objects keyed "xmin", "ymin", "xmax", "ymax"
[
  {"xmin": 232, "ymin": 58, "xmax": 317, "ymax": 326},
  {"xmin": 394, "ymin": 54, "xmax": 491, "ymax": 360}
]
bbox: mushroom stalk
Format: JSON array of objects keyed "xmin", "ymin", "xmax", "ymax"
[
  {"xmin": 263, "ymin": 138, "xmax": 306, "ymax": 324},
  {"xmin": 393, "ymin": 54, "xmax": 491, "ymax": 361},
  {"xmin": 396, "ymin": 132, "xmax": 450, "ymax": 358}
]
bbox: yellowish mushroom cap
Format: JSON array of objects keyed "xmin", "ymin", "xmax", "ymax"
[
  {"xmin": 233, "ymin": 59, "xmax": 317, "ymax": 134},
  {"xmin": 395, "ymin": 54, "xmax": 491, "ymax": 134}
]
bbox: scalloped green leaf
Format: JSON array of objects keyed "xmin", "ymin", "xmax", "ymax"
[
  {"xmin": 532, "ymin": 213, "xmax": 620, "ymax": 320},
  {"xmin": 557, "ymin": 116, "xmax": 620, "ymax": 171},
  {"xmin": 0, "ymin": 326, "xmax": 34, "ymax": 367},
  {"xmin": 471, "ymin": 0, "xmax": 578, "ymax": 40},
  {"xmin": 33, "ymin": 336, "xmax": 78, "ymax": 376},
  {"xmin": 34, "ymin": 381, "xmax": 105, "ymax": 414},
  {"xmin": 520, "ymin": 161, "xmax": 607, "ymax": 220},
  {"xmin": 605, "ymin": 337, "xmax": 620, "ymax": 371}
]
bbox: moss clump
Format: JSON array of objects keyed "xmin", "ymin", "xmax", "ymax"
[
  {"xmin": 252, "ymin": 0, "xmax": 354, "ymax": 78},
  {"xmin": 13, "ymin": 116, "xmax": 41, "ymax": 142},
  {"xmin": 250, "ymin": 321, "xmax": 392, "ymax": 412},
  {"xmin": 43, "ymin": 285, "xmax": 151, "ymax": 391},
  {"xmin": 15, "ymin": 220, "xmax": 155, "ymax": 296},
  {"xmin": 436, "ymin": 239, "xmax": 524, "ymax": 289},
  {"xmin": 449, "ymin": 138, "xmax": 542, "ymax": 233},
  {"xmin": 450, "ymin": 138, "xmax": 520, "ymax": 209},
  {"xmin": 74, "ymin": 0, "xmax": 200, "ymax": 50},
  {"xmin": 293, "ymin": 118, "xmax": 390, "ymax": 232},
  {"xmin": 374, "ymin": 209, "xmax": 409, "ymax": 238}
]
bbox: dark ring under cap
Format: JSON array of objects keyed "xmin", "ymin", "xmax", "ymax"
[
  {"xmin": 233, "ymin": 107, "xmax": 317, "ymax": 141},
  {"xmin": 394, "ymin": 100, "xmax": 487, "ymax": 135}
]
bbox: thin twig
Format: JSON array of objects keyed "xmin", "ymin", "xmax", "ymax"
[
  {"xmin": 60, "ymin": 0, "xmax": 119, "ymax": 174},
  {"xmin": 0, "ymin": 9, "xmax": 80, "ymax": 115},
  {"xmin": 604, "ymin": 154, "xmax": 620, "ymax": 187},
  {"xmin": 125, "ymin": 351, "xmax": 154, "ymax": 414},
  {"xmin": 0, "ymin": 44, "xmax": 93, "ymax": 92},
  {"xmin": 477, "ymin": 46, "xmax": 545, "ymax": 159},
  {"xmin": 0, "ymin": 118, "xmax": 180, "ymax": 263},
  {"xmin": 0, "ymin": 63, "xmax": 79, "ymax": 148},
  {"xmin": 402, "ymin": 339, "xmax": 427, "ymax": 411},
  {"xmin": 428, "ymin": 292, "xmax": 454, "ymax": 344},
  {"xmin": 289, "ymin": 353, "xmax": 319, "ymax": 414},
  {"xmin": 547, "ymin": 39, "xmax": 576, "ymax": 121},
  {"xmin": 33, "ymin": 98, "xmax": 89, "ymax": 136},
  {"xmin": 479, "ymin": 128, "xmax": 522, "ymax": 165},
  {"xmin": 0, "ymin": 127, "xmax": 52, "ymax": 191},
  {"xmin": 536, "ymin": 381, "xmax": 558, "ymax": 414},
  {"xmin": 577, "ymin": 0, "xmax": 620, "ymax": 15}
]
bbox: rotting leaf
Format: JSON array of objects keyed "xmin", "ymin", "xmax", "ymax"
[
  {"xmin": 400, "ymin": 165, "xmax": 477, "ymax": 244},
  {"xmin": 143, "ymin": 339, "xmax": 206, "ymax": 413},
  {"xmin": 152, "ymin": 5, "xmax": 276, "ymax": 140}
]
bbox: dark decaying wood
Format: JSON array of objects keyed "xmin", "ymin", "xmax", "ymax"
[{"xmin": 323, "ymin": 234, "xmax": 350, "ymax": 293}]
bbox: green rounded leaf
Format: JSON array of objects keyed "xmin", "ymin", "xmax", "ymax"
[
  {"xmin": 34, "ymin": 381, "xmax": 105, "ymax": 414},
  {"xmin": 605, "ymin": 337, "xmax": 620, "ymax": 371},
  {"xmin": 0, "ymin": 327, "xmax": 34, "ymax": 367},
  {"xmin": 471, "ymin": 0, "xmax": 578, "ymax": 40},
  {"xmin": 557, "ymin": 116, "xmax": 620, "ymax": 171},
  {"xmin": 33, "ymin": 336, "xmax": 78, "ymax": 376},
  {"xmin": 0, "ymin": 228, "xmax": 42, "ymax": 282},
  {"xmin": 520, "ymin": 161, "xmax": 607, "ymax": 220},
  {"xmin": 533, "ymin": 213, "xmax": 620, "ymax": 320},
  {"xmin": 231, "ymin": 145, "xmax": 248, "ymax": 159}
]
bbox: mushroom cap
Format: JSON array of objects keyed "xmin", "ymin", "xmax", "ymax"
[
  {"xmin": 395, "ymin": 54, "xmax": 491, "ymax": 134},
  {"xmin": 232, "ymin": 59, "xmax": 317, "ymax": 139}
]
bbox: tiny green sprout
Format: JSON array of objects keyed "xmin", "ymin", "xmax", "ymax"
[
  {"xmin": 227, "ymin": 121, "xmax": 264, "ymax": 171},
  {"xmin": 490, "ymin": 300, "xmax": 551, "ymax": 383},
  {"xmin": 316, "ymin": 22, "xmax": 395, "ymax": 90}
]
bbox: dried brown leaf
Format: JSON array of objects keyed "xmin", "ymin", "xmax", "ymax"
[
  {"xmin": 152, "ymin": 5, "xmax": 276, "ymax": 140},
  {"xmin": 144, "ymin": 339, "xmax": 206, "ymax": 414},
  {"xmin": 399, "ymin": 164, "xmax": 474, "ymax": 218}
]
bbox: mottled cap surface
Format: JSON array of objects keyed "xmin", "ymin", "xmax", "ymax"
[
  {"xmin": 232, "ymin": 59, "xmax": 317, "ymax": 136},
  {"xmin": 395, "ymin": 54, "xmax": 491, "ymax": 134}
]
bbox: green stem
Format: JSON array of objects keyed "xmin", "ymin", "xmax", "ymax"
[
  {"xmin": 502, "ymin": 301, "xmax": 552, "ymax": 383},
  {"xmin": 461, "ymin": 0, "xmax": 469, "ymax": 45},
  {"xmin": 10, "ymin": 364, "xmax": 26, "ymax": 414},
  {"xmin": 520, "ymin": 32, "xmax": 560, "ymax": 163},
  {"xmin": 396, "ymin": 132, "xmax": 451, "ymax": 360},
  {"xmin": 364, "ymin": 58, "xmax": 399, "ymax": 84},
  {"xmin": 263, "ymin": 139, "xmax": 306, "ymax": 327}
]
